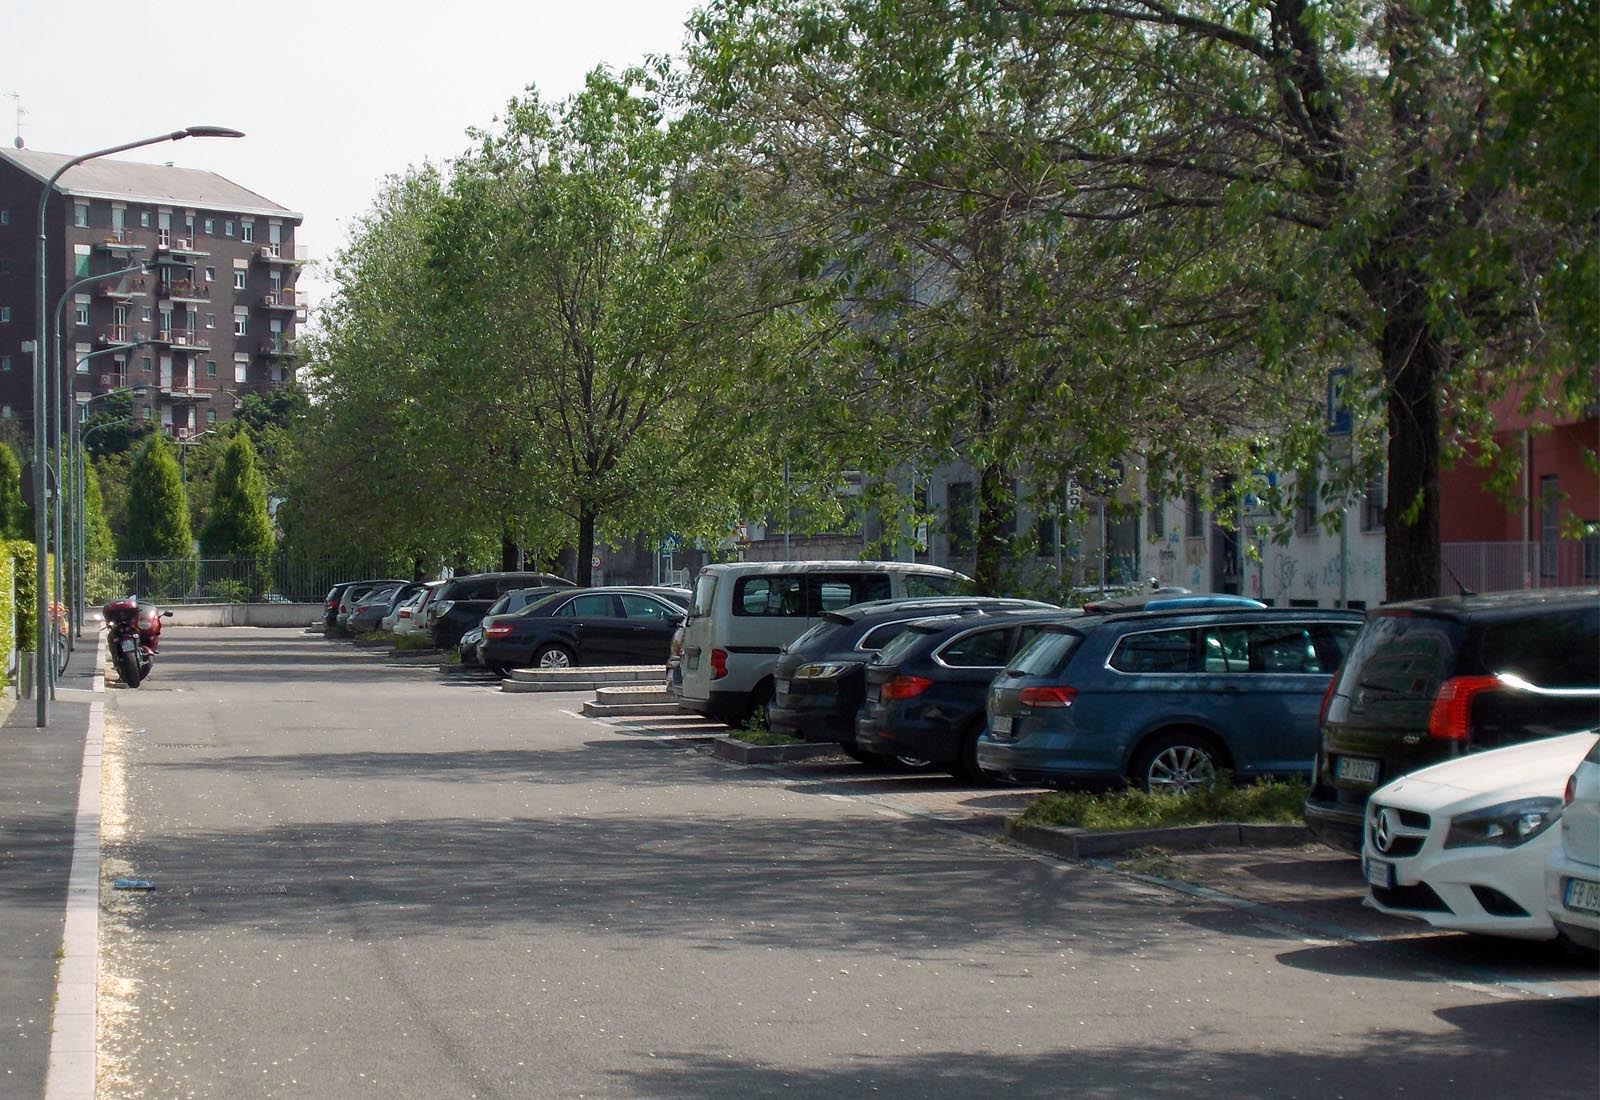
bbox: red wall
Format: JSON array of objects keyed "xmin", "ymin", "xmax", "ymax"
[{"xmin": 1439, "ymin": 412, "xmax": 1599, "ymax": 543}]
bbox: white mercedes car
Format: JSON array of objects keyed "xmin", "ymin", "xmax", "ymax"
[
  {"xmin": 1547, "ymin": 736, "xmax": 1600, "ymax": 948},
  {"xmin": 1361, "ymin": 731, "xmax": 1598, "ymax": 940}
]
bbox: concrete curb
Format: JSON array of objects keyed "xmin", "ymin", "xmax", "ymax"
[
  {"xmin": 709, "ymin": 736, "xmax": 839, "ymax": 765},
  {"xmin": 44, "ymin": 633, "xmax": 106, "ymax": 1100},
  {"xmin": 1003, "ymin": 818, "xmax": 1308, "ymax": 859}
]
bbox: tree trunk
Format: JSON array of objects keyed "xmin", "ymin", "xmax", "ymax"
[
  {"xmin": 499, "ymin": 535, "xmax": 519, "ymax": 572},
  {"xmin": 972, "ymin": 462, "xmax": 1015, "ymax": 596},
  {"xmin": 576, "ymin": 507, "xmax": 596, "ymax": 588},
  {"xmin": 1380, "ymin": 307, "xmax": 1444, "ymax": 602}
]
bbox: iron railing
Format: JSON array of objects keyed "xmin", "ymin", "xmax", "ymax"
[
  {"xmin": 1440, "ymin": 539, "xmax": 1600, "ymax": 594},
  {"xmin": 100, "ymin": 555, "xmax": 421, "ymax": 605}
]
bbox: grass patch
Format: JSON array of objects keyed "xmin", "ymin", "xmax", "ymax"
[
  {"xmin": 356, "ymin": 630, "xmax": 389, "ymax": 643},
  {"xmin": 443, "ymin": 647, "xmax": 462, "ymax": 666},
  {"xmin": 1118, "ymin": 846, "xmax": 1186, "ymax": 879},
  {"xmin": 392, "ymin": 633, "xmax": 434, "ymax": 651},
  {"xmin": 1015, "ymin": 775, "xmax": 1308, "ymax": 832},
  {"xmin": 727, "ymin": 728, "xmax": 807, "ymax": 747}
]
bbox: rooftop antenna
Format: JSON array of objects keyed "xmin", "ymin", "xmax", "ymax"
[{"xmin": 5, "ymin": 92, "xmax": 23, "ymax": 148}]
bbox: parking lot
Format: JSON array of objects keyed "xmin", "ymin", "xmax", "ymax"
[{"xmin": 87, "ymin": 627, "xmax": 1597, "ymax": 1099}]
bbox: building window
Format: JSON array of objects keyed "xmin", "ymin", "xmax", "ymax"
[
  {"xmin": 241, "ymin": 222, "xmax": 255, "ymax": 243},
  {"xmin": 1539, "ymin": 476, "xmax": 1560, "ymax": 579},
  {"xmin": 75, "ymin": 303, "xmax": 89, "ymax": 327},
  {"xmin": 141, "ymin": 356, "xmax": 152, "ymax": 374},
  {"xmin": 142, "ymin": 307, "xmax": 152, "ymax": 323},
  {"xmin": 0, "ymin": 306, "xmax": 10, "ymax": 323},
  {"xmin": 204, "ymin": 267, "xmax": 215, "ymax": 282},
  {"xmin": 74, "ymin": 252, "xmax": 90, "ymax": 277},
  {"xmin": 74, "ymin": 203, "xmax": 89, "ymax": 227},
  {"xmin": 206, "ymin": 360, "xmax": 217, "ymax": 377},
  {"xmin": 1184, "ymin": 490, "xmax": 1204, "ymax": 538},
  {"xmin": 1146, "ymin": 484, "xmax": 1165, "ymax": 539},
  {"xmin": 205, "ymin": 313, "xmax": 215, "ymax": 329},
  {"xmin": 74, "ymin": 343, "xmax": 90, "ymax": 372},
  {"xmin": 1360, "ymin": 470, "xmax": 1385, "ymax": 532},
  {"xmin": 234, "ymin": 360, "xmax": 248, "ymax": 383},
  {"xmin": 1, "ymin": 406, "xmax": 10, "ymax": 418},
  {"xmin": 207, "ymin": 409, "xmax": 217, "ymax": 425},
  {"xmin": 0, "ymin": 209, "xmax": 8, "ymax": 224},
  {"xmin": 946, "ymin": 481, "xmax": 975, "ymax": 560},
  {"xmin": 234, "ymin": 314, "xmax": 248, "ymax": 337},
  {"xmin": 234, "ymin": 271, "xmax": 246, "ymax": 290},
  {"xmin": 0, "ymin": 355, "xmax": 9, "ymax": 372},
  {"xmin": 0, "ymin": 258, "xmax": 9, "ymax": 274},
  {"xmin": 204, "ymin": 218, "xmax": 215, "ymax": 235},
  {"xmin": 224, "ymin": 220, "xmax": 234, "ymax": 236},
  {"xmin": 143, "ymin": 406, "xmax": 155, "ymax": 420},
  {"xmin": 140, "ymin": 211, "xmax": 151, "ymax": 227},
  {"xmin": 1295, "ymin": 466, "xmax": 1319, "ymax": 536}
]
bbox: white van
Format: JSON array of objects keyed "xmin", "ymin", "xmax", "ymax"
[{"xmin": 677, "ymin": 560, "xmax": 970, "ymax": 723}]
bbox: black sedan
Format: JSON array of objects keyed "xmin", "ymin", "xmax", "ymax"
[{"xmin": 479, "ymin": 587, "xmax": 690, "ymax": 675}]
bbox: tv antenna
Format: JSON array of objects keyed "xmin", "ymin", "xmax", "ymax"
[{"xmin": 5, "ymin": 93, "xmax": 24, "ymax": 149}]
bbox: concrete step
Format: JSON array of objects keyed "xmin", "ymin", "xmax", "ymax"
[
  {"xmin": 580, "ymin": 700, "xmax": 688, "ymax": 718},
  {"xmin": 593, "ymin": 685, "xmax": 676, "ymax": 706},
  {"xmin": 500, "ymin": 665, "xmax": 663, "ymax": 692}
]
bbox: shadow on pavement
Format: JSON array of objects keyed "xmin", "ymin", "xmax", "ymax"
[{"xmin": 1276, "ymin": 935, "xmax": 1600, "ymax": 984}]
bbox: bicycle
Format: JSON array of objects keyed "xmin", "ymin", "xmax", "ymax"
[{"xmin": 49, "ymin": 602, "xmax": 69, "ymax": 678}]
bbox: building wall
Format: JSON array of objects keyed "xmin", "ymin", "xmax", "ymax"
[{"xmin": 0, "ymin": 158, "xmax": 302, "ymax": 441}]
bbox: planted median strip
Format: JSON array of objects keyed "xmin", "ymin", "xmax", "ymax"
[{"xmin": 1006, "ymin": 777, "xmax": 1309, "ymax": 859}]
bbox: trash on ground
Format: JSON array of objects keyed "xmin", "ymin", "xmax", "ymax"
[{"xmin": 112, "ymin": 878, "xmax": 155, "ymax": 891}]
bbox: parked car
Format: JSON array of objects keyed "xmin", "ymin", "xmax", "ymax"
[
  {"xmin": 460, "ymin": 586, "xmax": 573, "ymax": 670},
  {"xmin": 1305, "ymin": 588, "xmax": 1600, "ymax": 852},
  {"xmin": 384, "ymin": 582, "xmax": 442, "ymax": 635},
  {"xmin": 1081, "ymin": 588, "xmax": 1265, "ymax": 613},
  {"xmin": 770, "ymin": 597, "xmax": 1057, "ymax": 753},
  {"xmin": 854, "ymin": 608, "xmax": 1082, "ymax": 776},
  {"xmin": 427, "ymin": 571, "xmax": 575, "ymax": 650},
  {"xmin": 347, "ymin": 582, "xmax": 415, "ymax": 634},
  {"xmin": 1548, "ymin": 736, "xmax": 1600, "ymax": 949},
  {"xmin": 1362, "ymin": 731, "xmax": 1596, "ymax": 940},
  {"xmin": 479, "ymin": 586, "xmax": 690, "ymax": 674},
  {"xmin": 677, "ymin": 561, "xmax": 971, "ymax": 724},
  {"xmin": 336, "ymin": 579, "xmax": 407, "ymax": 632},
  {"xmin": 980, "ymin": 606, "xmax": 1364, "ymax": 790}
]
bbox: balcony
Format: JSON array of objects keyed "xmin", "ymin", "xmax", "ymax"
[
  {"xmin": 154, "ymin": 235, "xmax": 209, "ymax": 259},
  {"xmin": 254, "ymin": 243, "xmax": 309, "ymax": 266},
  {"xmin": 261, "ymin": 287, "xmax": 305, "ymax": 312},
  {"xmin": 93, "ymin": 228, "xmax": 146, "ymax": 253},
  {"xmin": 259, "ymin": 335, "xmax": 298, "ymax": 357},
  {"xmin": 95, "ymin": 325, "xmax": 134, "ymax": 345},
  {"xmin": 159, "ymin": 384, "xmax": 211, "ymax": 403},
  {"xmin": 95, "ymin": 275, "xmax": 149, "ymax": 299},
  {"xmin": 158, "ymin": 278, "xmax": 211, "ymax": 303},
  {"xmin": 152, "ymin": 329, "xmax": 211, "ymax": 351}
]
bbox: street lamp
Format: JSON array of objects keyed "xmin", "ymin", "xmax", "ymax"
[
  {"xmin": 68, "ymin": 373, "xmax": 150, "ymax": 638},
  {"xmin": 33, "ymin": 125, "xmax": 244, "ymax": 726}
]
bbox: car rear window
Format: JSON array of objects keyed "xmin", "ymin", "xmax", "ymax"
[
  {"xmin": 691, "ymin": 573, "xmax": 717, "ymax": 617},
  {"xmin": 875, "ymin": 623, "xmax": 936, "ymax": 666},
  {"xmin": 1008, "ymin": 628, "xmax": 1084, "ymax": 678},
  {"xmin": 903, "ymin": 573, "xmax": 967, "ymax": 597},
  {"xmin": 938, "ymin": 626, "xmax": 1013, "ymax": 667},
  {"xmin": 1470, "ymin": 606, "xmax": 1599, "ymax": 688},
  {"xmin": 859, "ymin": 621, "xmax": 918, "ymax": 651}
]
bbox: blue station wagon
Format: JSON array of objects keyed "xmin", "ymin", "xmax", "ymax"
[{"xmin": 979, "ymin": 607, "xmax": 1363, "ymax": 791}]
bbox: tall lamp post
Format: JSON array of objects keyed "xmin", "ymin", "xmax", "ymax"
[
  {"xmin": 68, "ymin": 373, "xmax": 149, "ymax": 639},
  {"xmin": 33, "ymin": 125, "xmax": 243, "ymax": 726}
]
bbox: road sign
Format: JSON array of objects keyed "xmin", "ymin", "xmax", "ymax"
[
  {"xmin": 661, "ymin": 535, "xmax": 682, "ymax": 554},
  {"xmin": 1065, "ymin": 481, "xmax": 1083, "ymax": 510},
  {"xmin": 1327, "ymin": 367, "xmax": 1353, "ymax": 435}
]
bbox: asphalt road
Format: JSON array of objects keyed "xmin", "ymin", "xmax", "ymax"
[{"xmin": 97, "ymin": 627, "xmax": 1598, "ymax": 1099}]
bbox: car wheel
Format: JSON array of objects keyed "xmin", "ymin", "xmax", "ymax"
[
  {"xmin": 1132, "ymin": 731, "xmax": 1224, "ymax": 794},
  {"xmin": 843, "ymin": 745, "xmax": 889, "ymax": 767},
  {"xmin": 890, "ymin": 754, "xmax": 935, "ymax": 771},
  {"xmin": 488, "ymin": 662, "xmax": 514, "ymax": 679},
  {"xmin": 956, "ymin": 722, "xmax": 990, "ymax": 784},
  {"xmin": 534, "ymin": 644, "xmax": 575, "ymax": 670}
]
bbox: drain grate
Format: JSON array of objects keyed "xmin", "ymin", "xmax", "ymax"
[{"xmin": 154, "ymin": 742, "xmax": 210, "ymax": 749}]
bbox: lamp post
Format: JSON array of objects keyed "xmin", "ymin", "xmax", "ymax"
[
  {"xmin": 52, "ymin": 265, "xmax": 148, "ymax": 654},
  {"xmin": 33, "ymin": 125, "xmax": 244, "ymax": 725},
  {"xmin": 68, "ymin": 374, "xmax": 149, "ymax": 638}
]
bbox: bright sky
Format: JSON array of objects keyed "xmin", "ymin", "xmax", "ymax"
[{"xmin": 4, "ymin": 0, "xmax": 703, "ymax": 307}]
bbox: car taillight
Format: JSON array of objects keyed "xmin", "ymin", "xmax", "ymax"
[
  {"xmin": 881, "ymin": 675, "xmax": 932, "ymax": 700},
  {"xmin": 399, "ymin": 609, "xmax": 411, "ymax": 619},
  {"xmin": 1018, "ymin": 686, "xmax": 1075, "ymax": 708},
  {"xmin": 1565, "ymin": 773, "xmax": 1578, "ymax": 807},
  {"xmin": 1317, "ymin": 678, "xmax": 1338, "ymax": 725},
  {"xmin": 1426, "ymin": 676, "xmax": 1499, "ymax": 741},
  {"xmin": 710, "ymin": 649, "xmax": 728, "ymax": 679},
  {"xmin": 485, "ymin": 624, "xmax": 513, "ymax": 639}
]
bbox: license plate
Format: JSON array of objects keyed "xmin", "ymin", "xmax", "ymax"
[
  {"xmin": 1364, "ymin": 857, "xmax": 1394, "ymax": 889},
  {"xmin": 1337, "ymin": 756, "xmax": 1380, "ymax": 785},
  {"xmin": 1565, "ymin": 877, "xmax": 1600, "ymax": 915},
  {"xmin": 119, "ymin": 638, "xmax": 136, "ymax": 653},
  {"xmin": 991, "ymin": 714, "xmax": 1013, "ymax": 735}
]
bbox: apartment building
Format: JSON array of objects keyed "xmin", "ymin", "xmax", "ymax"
[{"xmin": 0, "ymin": 148, "xmax": 303, "ymax": 440}]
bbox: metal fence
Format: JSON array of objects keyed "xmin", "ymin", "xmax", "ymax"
[
  {"xmin": 1441, "ymin": 539, "xmax": 1600, "ymax": 595},
  {"xmin": 99, "ymin": 556, "xmax": 416, "ymax": 604}
]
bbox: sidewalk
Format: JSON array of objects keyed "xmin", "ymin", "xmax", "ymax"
[{"xmin": 0, "ymin": 639, "xmax": 103, "ymax": 1100}]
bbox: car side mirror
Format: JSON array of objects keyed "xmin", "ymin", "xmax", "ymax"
[{"xmin": 161, "ymin": 610, "xmax": 174, "ymax": 618}]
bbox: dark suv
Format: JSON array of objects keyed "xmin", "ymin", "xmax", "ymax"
[
  {"xmin": 427, "ymin": 571, "xmax": 574, "ymax": 650},
  {"xmin": 1305, "ymin": 588, "xmax": 1600, "ymax": 852}
]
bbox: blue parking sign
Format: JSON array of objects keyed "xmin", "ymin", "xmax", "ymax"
[{"xmin": 1327, "ymin": 368, "xmax": 1353, "ymax": 435}]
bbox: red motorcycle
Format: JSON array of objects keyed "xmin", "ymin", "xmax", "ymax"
[{"xmin": 104, "ymin": 596, "xmax": 172, "ymax": 688}]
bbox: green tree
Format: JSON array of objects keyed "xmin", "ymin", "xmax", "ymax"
[
  {"xmin": 121, "ymin": 435, "xmax": 192, "ymax": 559},
  {"xmin": 0, "ymin": 441, "xmax": 31, "ymax": 539},
  {"xmin": 82, "ymin": 451, "xmax": 115, "ymax": 562},
  {"xmin": 691, "ymin": 0, "xmax": 1598, "ymax": 600},
  {"xmin": 200, "ymin": 432, "xmax": 275, "ymax": 559}
]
